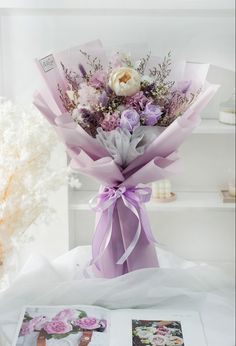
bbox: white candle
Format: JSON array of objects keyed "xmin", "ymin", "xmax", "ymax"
[
  {"xmin": 152, "ymin": 179, "xmax": 172, "ymax": 199},
  {"xmin": 228, "ymin": 181, "xmax": 236, "ymax": 197}
]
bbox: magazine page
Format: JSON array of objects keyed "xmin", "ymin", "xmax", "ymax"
[
  {"xmin": 13, "ymin": 305, "xmax": 110, "ymax": 346},
  {"xmin": 110, "ymin": 309, "xmax": 207, "ymax": 346}
]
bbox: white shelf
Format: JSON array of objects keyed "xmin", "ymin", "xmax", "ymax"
[
  {"xmin": 0, "ymin": 0, "xmax": 234, "ymax": 11},
  {"xmin": 195, "ymin": 119, "xmax": 235, "ymax": 134},
  {"xmin": 69, "ymin": 191, "xmax": 235, "ymax": 212},
  {"xmin": 0, "ymin": 0, "xmax": 234, "ymax": 17}
]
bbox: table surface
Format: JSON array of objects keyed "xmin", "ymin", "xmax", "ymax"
[{"xmin": 0, "ymin": 246, "xmax": 234, "ymax": 346}]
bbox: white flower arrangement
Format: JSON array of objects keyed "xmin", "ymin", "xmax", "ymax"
[{"xmin": 0, "ymin": 99, "xmax": 65, "ymax": 281}]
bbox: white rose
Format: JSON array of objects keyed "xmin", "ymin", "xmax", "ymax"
[{"xmin": 108, "ymin": 67, "xmax": 141, "ymax": 97}]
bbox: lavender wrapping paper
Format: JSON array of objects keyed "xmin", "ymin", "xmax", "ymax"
[{"xmin": 34, "ymin": 43, "xmax": 219, "ymax": 278}]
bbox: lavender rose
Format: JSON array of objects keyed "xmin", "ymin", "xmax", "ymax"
[
  {"xmin": 142, "ymin": 103, "xmax": 162, "ymax": 125},
  {"xmin": 75, "ymin": 317, "xmax": 100, "ymax": 330},
  {"xmin": 120, "ymin": 109, "xmax": 140, "ymax": 131},
  {"xmin": 53, "ymin": 309, "xmax": 76, "ymax": 322},
  {"xmin": 44, "ymin": 321, "xmax": 72, "ymax": 335}
]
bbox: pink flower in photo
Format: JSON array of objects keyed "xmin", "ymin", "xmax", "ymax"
[
  {"xmin": 30, "ymin": 316, "xmax": 48, "ymax": 330},
  {"xmin": 156, "ymin": 325, "xmax": 171, "ymax": 336},
  {"xmin": 20, "ymin": 321, "xmax": 34, "ymax": 336},
  {"xmin": 53, "ymin": 309, "xmax": 76, "ymax": 322},
  {"xmin": 44, "ymin": 321, "xmax": 72, "ymax": 335},
  {"xmin": 75, "ymin": 317, "xmax": 100, "ymax": 330}
]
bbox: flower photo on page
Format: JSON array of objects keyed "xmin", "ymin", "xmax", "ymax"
[
  {"xmin": 16, "ymin": 306, "xmax": 108, "ymax": 346},
  {"xmin": 132, "ymin": 320, "xmax": 185, "ymax": 346}
]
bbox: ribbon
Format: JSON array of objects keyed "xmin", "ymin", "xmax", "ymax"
[{"xmin": 89, "ymin": 185, "xmax": 157, "ymax": 270}]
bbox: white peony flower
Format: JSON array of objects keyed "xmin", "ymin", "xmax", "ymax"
[{"xmin": 108, "ymin": 67, "xmax": 141, "ymax": 97}]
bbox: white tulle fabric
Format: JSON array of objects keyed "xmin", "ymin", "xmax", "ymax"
[{"xmin": 0, "ymin": 246, "xmax": 234, "ymax": 346}]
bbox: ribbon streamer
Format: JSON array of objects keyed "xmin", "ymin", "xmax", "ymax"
[{"xmin": 89, "ymin": 185, "xmax": 157, "ymax": 270}]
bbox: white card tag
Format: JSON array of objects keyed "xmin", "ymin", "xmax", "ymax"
[{"xmin": 39, "ymin": 54, "xmax": 56, "ymax": 73}]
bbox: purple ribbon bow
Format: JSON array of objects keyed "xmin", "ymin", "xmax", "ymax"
[{"xmin": 89, "ymin": 185, "xmax": 157, "ymax": 269}]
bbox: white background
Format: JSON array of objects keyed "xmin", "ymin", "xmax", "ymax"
[{"xmin": 0, "ymin": 0, "xmax": 235, "ymax": 269}]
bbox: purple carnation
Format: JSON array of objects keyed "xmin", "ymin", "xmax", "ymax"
[
  {"xmin": 101, "ymin": 113, "xmax": 120, "ymax": 131},
  {"xmin": 126, "ymin": 91, "xmax": 149, "ymax": 112},
  {"xmin": 142, "ymin": 103, "xmax": 162, "ymax": 125},
  {"xmin": 120, "ymin": 109, "xmax": 140, "ymax": 131}
]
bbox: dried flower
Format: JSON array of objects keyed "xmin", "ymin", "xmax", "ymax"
[{"xmin": 0, "ymin": 100, "xmax": 65, "ymax": 284}]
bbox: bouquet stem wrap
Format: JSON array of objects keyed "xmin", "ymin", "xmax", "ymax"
[{"xmin": 90, "ymin": 186, "xmax": 159, "ymax": 278}]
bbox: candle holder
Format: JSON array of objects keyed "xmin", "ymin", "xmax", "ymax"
[
  {"xmin": 152, "ymin": 180, "xmax": 177, "ymax": 203},
  {"xmin": 219, "ymin": 90, "xmax": 236, "ymax": 125}
]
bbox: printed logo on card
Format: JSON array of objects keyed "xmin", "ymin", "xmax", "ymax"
[{"xmin": 39, "ymin": 54, "xmax": 56, "ymax": 73}]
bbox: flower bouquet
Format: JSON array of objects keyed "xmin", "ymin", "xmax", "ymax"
[
  {"xmin": 34, "ymin": 40, "xmax": 218, "ymax": 278},
  {"xmin": 19, "ymin": 308, "xmax": 107, "ymax": 346}
]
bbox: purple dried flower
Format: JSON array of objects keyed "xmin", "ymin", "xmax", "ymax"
[
  {"xmin": 142, "ymin": 102, "xmax": 162, "ymax": 125},
  {"xmin": 79, "ymin": 64, "xmax": 87, "ymax": 78},
  {"xmin": 99, "ymin": 91, "xmax": 109, "ymax": 107},
  {"xmin": 126, "ymin": 91, "xmax": 149, "ymax": 112},
  {"xmin": 79, "ymin": 108, "xmax": 104, "ymax": 137},
  {"xmin": 142, "ymin": 82, "xmax": 156, "ymax": 96},
  {"xmin": 120, "ymin": 108, "xmax": 140, "ymax": 131},
  {"xmin": 80, "ymin": 108, "xmax": 99, "ymax": 125}
]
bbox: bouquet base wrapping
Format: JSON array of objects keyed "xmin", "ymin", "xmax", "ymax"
[{"xmin": 91, "ymin": 187, "xmax": 159, "ymax": 278}]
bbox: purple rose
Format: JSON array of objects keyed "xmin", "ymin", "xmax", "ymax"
[
  {"xmin": 75, "ymin": 317, "xmax": 100, "ymax": 330},
  {"xmin": 142, "ymin": 103, "xmax": 162, "ymax": 125},
  {"xmin": 120, "ymin": 109, "xmax": 140, "ymax": 131},
  {"xmin": 44, "ymin": 320, "xmax": 72, "ymax": 335},
  {"xmin": 53, "ymin": 309, "xmax": 76, "ymax": 322}
]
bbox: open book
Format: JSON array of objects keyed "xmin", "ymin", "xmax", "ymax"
[{"xmin": 14, "ymin": 305, "xmax": 207, "ymax": 346}]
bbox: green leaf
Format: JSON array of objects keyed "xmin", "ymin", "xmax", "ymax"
[
  {"xmin": 77, "ymin": 310, "xmax": 87, "ymax": 319},
  {"xmin": 51, "ymin": 333, "xmax": 71, "ymax": 340}
]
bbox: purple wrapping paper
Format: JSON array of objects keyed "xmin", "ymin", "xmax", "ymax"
[{"xmin": 34, "ymin": 42, "xmax": 219, "ymax": 278}]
